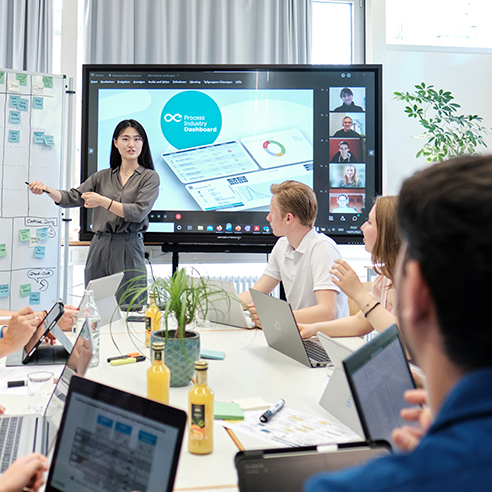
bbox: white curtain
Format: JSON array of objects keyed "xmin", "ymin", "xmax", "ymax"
[
  {"xmin": 0, "ymin": 0, "xmax": 53, "ymax": 72},
  {"xmin": 84, "ymin": 0, "xmax": 311, "ymax": 64}
]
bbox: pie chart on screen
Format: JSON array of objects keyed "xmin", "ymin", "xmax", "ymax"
[{"xmin": 263, "ymin": 139, "xmax": 286, "ymax": 157}]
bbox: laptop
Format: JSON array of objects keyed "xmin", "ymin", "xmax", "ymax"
[
  {"xmin": 0, "ymin": 320, "xmax": 93, "ymax": 472},
  {"xmin": 317, "ymin": 333, "xmax": 366, "ymax": 437},
  {"xmin": 342, "ymin": 324, "xmax": 417, "ymax": 449},
  {"xmin": 250, "ymin": 289, "xmax": 331, "ymax": 368},
  {"xmin": 83, "ymin": 271, "xmax": 124, "ymax": 326},
  {"xmin": 235, "ymin": 441, "xmax": 391, "ymax": 492},
  {"xmin": 45, "ymin": 375, "xmax": 187, "ymax": 492}
]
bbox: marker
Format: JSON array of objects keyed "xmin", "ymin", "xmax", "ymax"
[
  {"xmin": 110, "ymin": 356, "xmax": 146, "ymax": 366},
  {"xmin": 25, "ymin": 182, "xmax": 50, "ymax": 194},
  {"xmin": 107, "ymin": 352, "xmax": 141, "ymax": 362},
  {"xmin": 259, "ymin": 399, "xmax": 285, "ymax": 423},
  {"xmin": 0, "ymin": 316, "xmax": 12, "ymax": 322},
  {"xmin": 8, "ymin": 380, "xmax": 26, "ymax": 388}
]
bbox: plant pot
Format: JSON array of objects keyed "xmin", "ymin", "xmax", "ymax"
[{"xmin": 150, "ymin": 329, "xmax": 200, "ymax": 387}]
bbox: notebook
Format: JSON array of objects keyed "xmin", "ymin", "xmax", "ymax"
[
  {"xmin": 0, "ymin": 320, "xmax": 93, "ymax": 473},
  {"xmin": 45, "ymin": 375, "xmax": 187, "ymax": 492},
  {"xmin": 235, "ymin": 442, "xmax": 391, "ymax": 492},
  {"xmin": 250, "ymin": 289, "xmax": 331, "ymax": 368},
  {"xmin": 317, "ymin": 332, "xmax": 366, "ymax": 438},
  {"xmin": 342, "ymin": 324, "xmax": 417, "ymax": 449}
]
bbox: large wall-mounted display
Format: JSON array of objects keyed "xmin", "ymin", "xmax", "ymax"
[{"xmin": 81, "ymin": 65, "xmax": 382, "ymax": 246}]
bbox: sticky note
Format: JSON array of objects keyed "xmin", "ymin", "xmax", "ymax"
[
  {"xmin": 33, "ymin": 97, "xmax": 44, "ymax": 109},
  {"xmin": 33, "ymin": 83, "xmax": 44, "ymax": 94},
  {"xmin": 8, "ymin": 130, "xmax": 20, "ymax": 143},
  {"xmin": 232, "ymin": 397, "xmax": 270, "ymax": 411},
  {"xmin": 17, "ymin": 98, "xmax": 29, "ymax": 111},
  {"xmin": 18, "ymin": 229, "xmax": 31, "ymax": 242},
  {"xmin": 37, "ymin": 228, "xmax": 49, "ymax": 240},
  {"xmin": 9, "ymin": 111, "xmax": 21, "ymax": 124},
  {"xmin": 44, "ymin": 135, "xmax": 55, "ymax": 146},
  {"xmin": 8, "ymin": 80, "xmax": 19, "ymax": 92},
  {"xmin": 20, "ymin": 284, "xmax": 31, "ymax": 297},
  {"xmin": 201, "ymin": 349, "xmax": 225, "ymax": 360},
  {"xmin": 29, "ymin": 238, "xmax": 40, "ymax": 247},
  {"xmin": 34, "ymin": 246, "xmax": 45, "ymax": 259},
  {"xmin": 0, "ymin": 285, "xmax": 9, "ymax": 298},
  {"xmin": 0, "ymin": 244, "xmax": 6, "ymax": 257},
  {"xmin": 42, "ymin": 76, "xmax": 53, "ymax": 89},
  {"xmin": 33, "ymin": 132, "xmax": 45, "ymax": 144},
  {"xmin": 0, "ymin": 71, "xmax": 4, "ymax": 84},
  {"xmin": 214, "ymin": 402, "xmax": 244, "ymax": 420},
  {"xmin": 9, "ymin": 95, "xmax": 20, "ymax": 108},
  {"xmin": 16, "ymin": 73, "xmax": 27, "ymax": 86},
  {"xmin": 30, "ymin": 292, "xmax": 41, "ymax": 304}
]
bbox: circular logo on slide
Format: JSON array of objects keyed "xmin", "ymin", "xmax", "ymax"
[
  {"xmin": 263, "ymin": 139, "xmax": 286, "ymax": 157},
  {"xmin": 161, "ymin": 91, "xmax": 222, "ymax": 149}
]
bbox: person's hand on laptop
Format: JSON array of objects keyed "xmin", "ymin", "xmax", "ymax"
[
  {"xmin": 391, "ymin": 389, "xmax": 432, "ymax": 452},
  {"xmin": 57, "ymin": 305, "xmax": 78, "ymax": 332},
  {"xmin": 0, "ymin": 452, "xmax": 49, "ymax": 492},
  {"xmin": 297, "ymin": 322, "xmax": 318, "ymax": 339},
  {"xmin": 246, "ymin": 303, "xmax": 262, "ymax": 329},
  {"xmin": 1, "ymin": 307, "xmax": 38, "ymax": 356}
]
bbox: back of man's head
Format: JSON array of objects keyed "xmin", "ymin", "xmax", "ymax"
[
  {"xmin": 398, "ymin": 155, "xmax": 492, "ymax": 370},
  {"xmin": 270, "ymin": 181, "xmax": 317, "ymax": 228}
]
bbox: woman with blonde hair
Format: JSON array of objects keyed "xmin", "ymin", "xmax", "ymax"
[
  {"xmin": 298, "ymin": 195, "xmax": 400, "ymax": 338},
  {"xmin": 338, "ymin": 164, "xmax": 363, "ymax": 188}
]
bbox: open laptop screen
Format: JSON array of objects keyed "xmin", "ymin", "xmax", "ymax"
[{"xmin": 343, "ymin": 324, "xmax": 416, "ymax": 449}]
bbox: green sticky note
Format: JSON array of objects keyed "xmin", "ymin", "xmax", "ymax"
[
  {"xmin": 0, "ymin": 244, "xmax": 6, "ymax": 257},
  {"xmin": 16, "ymin": 73, "xmax": 27, "ymax": 86},
  {"xmin": 0, "ymin": 71, "xmax": 4, "ymax": 84},
  {"xmin": 18, "ymin": 229, "xmax": 31, "ymax": 242},
  {"xmin": 30, "ymin": 292, "xmax": 41, "ymax": 304},
  {"xmin": 0, "ymin": 285, "xmax": 10, "ymax": 298},
  {"xmin": 42, "ymin": 76, "xmax": 53, "ymax": 89},
  {"xmin": 20, "ymin": 284, "xmax": 32, "ymax": 297},
  {"xmin": 214, "ymin": 402, "xmax": 244, "ymax": 420}
]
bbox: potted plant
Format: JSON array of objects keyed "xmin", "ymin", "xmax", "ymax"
[
  {"xmin": 394, "ymin": 82, "xmax": 489, "ymax": 163},
  {"xmin": 119, "ymin": 268, "xmax": 237, "ymax": 387}
]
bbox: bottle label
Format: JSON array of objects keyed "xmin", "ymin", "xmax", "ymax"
[
  {"xmin": 190, "ymin": 404, "xmax": 206, "ymax": 440},
  {"xmin": 146, "ymin": 317, "xmax": 151, "ymax": 334}
]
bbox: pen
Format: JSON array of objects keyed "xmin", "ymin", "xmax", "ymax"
[
  {"xmin": 110, "ymin": 356, "xmax": 146, "ymax": 366},
  {"xmin": 25, "ymin": 181, "xmax": 50, "ymax": 194},
  {"xmin": 107, "ymin": 352, "xmax": 141, "ymax": 362},
  {"xmin": 0, "ymin": 316, "xmax": 12, "ymax": 322},
  {"xmin": 259, "ymin": 398, "xmax": 285, "ymax": 423}
]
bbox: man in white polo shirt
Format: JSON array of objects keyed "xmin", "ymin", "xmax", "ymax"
[{"xmin": 239, "ymin": 180, "xmax": 349, "ymax": 325}]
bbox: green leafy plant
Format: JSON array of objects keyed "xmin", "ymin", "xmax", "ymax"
[{"xmin": 394, "ymin": 83, "xmax": 489, "ymax": 163}]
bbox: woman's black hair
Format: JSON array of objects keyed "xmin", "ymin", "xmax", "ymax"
[{"xmin": 110, "ymin": 119, "xmax": 154, "ymax": 170}]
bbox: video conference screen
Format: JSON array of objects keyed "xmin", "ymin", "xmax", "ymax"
[{"xmin": 81, "ymin": 65, "xmax": 382, "ymax": 246}]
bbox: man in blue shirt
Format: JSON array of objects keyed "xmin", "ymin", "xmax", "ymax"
[{"xmin": 306, "ymin": 155, "xmax": 492, "ymax": 491}]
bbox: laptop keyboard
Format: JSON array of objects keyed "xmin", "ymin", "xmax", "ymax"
[
  {"xmin": 0, "ymin": 416, "xmax": 23, "ymax": 472},
  {"xmin": 304, "ymin": 339, "xmax": 331, "ymax": 363}
]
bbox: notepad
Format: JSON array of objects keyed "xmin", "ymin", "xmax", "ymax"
[
  {"xmin": 214, "ymin": 402, "xmax": 244, "ymax": 420},
  {"xmin": 201, "ymin": 349, "xmax": 225, "ymax": 360},
  {"xmin": 232, "ymin": 397, "xmax": 270, "ymax": 412}
]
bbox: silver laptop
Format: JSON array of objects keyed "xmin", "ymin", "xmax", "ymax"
[
  {"xmin": 83, "ymin": 272, "xmax": 124, "ymax": 326},
  {"xmin": 318, "ymin": 332, "xmax": 365, "ymax": 437},
  {"xmin": 0, "ymin": 320, "xmax": 93, "ymax": 473},
  {"xmin": 250, "ymin": 289, "xmax": 331, "ymax": 368}
]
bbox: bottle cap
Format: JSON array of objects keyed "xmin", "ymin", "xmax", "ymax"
[
  {"xmin": 152, "ymin": 341, "xmax": 164, "ymax": 350},
  {"xmin": 194, "ymin": 360, "xmax": 208, "ymax": 371}
]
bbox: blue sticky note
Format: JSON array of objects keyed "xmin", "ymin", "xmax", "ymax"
[
  {"xmin": 9, "ymin": 111, "xmax": 21, "ymax": 124},
  {"xmin": 17, "ymin": 98, "xmax": 29, "ymax": 111},
  {"xmin": 33, "ymin": 97, "xmax": 44, "ymax": 109},
  {"xmin": 37, "ymin": 228, "xmax": 49, "ymax": 240},
  {"xmin": 0, "ymin": 285, "xmax": 9, "ymax": 298},
  {"xmin": 9, "ymin": 95, "xmax": 20, "ymax": 108},
  {"xmin": 30, "ymin": 292, "xmax": 41, "ymax": 304},
  {"xmin": 44, "ymin": 135, "xmax": 55, "ymax": 146},
  {"xmin": 34, "ymin": 246, "xmax": 45, "ymax": 259},
  {"xmin": 8, "ymin": 130, "xmax": 20, "ymax": 143},
  {"xmin": 33, "ymin": 132, "xmax": 45, "ymax": 144}
]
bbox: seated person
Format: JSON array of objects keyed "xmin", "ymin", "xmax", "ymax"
[
  {"xmin": 333, "ymin": 116, "xmax": 361, "ymax": 138},
  {"xmin": 299, "ymin": 196, "xmax": 399, "ymax": 338},
  {"xmin": 338, "ymin": 164, "xmax": 364, "ymax": 188},
  {"xmin": 239, "ymin": 180, "xmax": 349, "ymax": 325},
  {"xmin": 306, "ymin": 155, "xmax": 492, "ymax": 492},
  {"xmin": 331, "ymin": 193, "xmax": 358, "ymax": 213},
  {"xmin": 330, "ymin": 141, "xmax": 354, "ymax": 163},
  {"xmin": 333, "ymin": 87, "xmax": 364, "ymax": 112},
  {"xmin": 0, "ymin": 307, "xmax": 40, "ymax": 359},
  {"xmin": 0, "ymin": 453, "xmax": 49, "ymax": 492},
  {"xmin": 0, "ymin": 304, "xmax": 78, "ymax": 332}
]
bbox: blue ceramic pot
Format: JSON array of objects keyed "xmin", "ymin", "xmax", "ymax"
[{"xmin": 150, "ymin": 329, "xmax": 200, "ymax": 387}]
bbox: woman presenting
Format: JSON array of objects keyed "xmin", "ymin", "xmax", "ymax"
[{"xmin": 28, "ymin": 119, "xmax": 159, "ymax": 304}]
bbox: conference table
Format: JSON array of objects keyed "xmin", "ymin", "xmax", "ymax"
[{"xmin": 0, "ymin": 317, "xmax": 363, "ymax": 492}]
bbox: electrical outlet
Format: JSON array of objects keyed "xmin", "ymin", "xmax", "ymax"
[
  {"xmin": 77, "ymin": 249, "xmax": 88, "ymax": 262},
  {"xmin": 145, "ymin": 248, "xmax": 153, "ymax": 260}
]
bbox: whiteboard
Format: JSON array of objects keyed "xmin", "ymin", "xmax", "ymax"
[{"xmin": 0, "ymin": 68, "xmax": 65, "ymax": 311}]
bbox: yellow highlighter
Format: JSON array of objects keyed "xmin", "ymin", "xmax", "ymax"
[{"xmin": 110, "ymin": 356, "xmax": 146, "ymax": 366}]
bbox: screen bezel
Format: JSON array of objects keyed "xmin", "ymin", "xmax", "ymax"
[{"xmin": 80, "ymin": 64, "xmax": 383, "ymax": 248}]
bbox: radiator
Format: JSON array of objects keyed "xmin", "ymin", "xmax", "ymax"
[{"xmin": 209, "ymin": 275, "xmax": 280, "ymax": 299}]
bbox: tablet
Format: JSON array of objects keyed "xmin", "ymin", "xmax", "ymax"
[{"xmin": 23, "ymin": 301, "xmax": 65, "ymax": 364}]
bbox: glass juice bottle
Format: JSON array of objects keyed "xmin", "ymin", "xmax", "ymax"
[
  {"xmin": 145, "ymin": 293, "xmax": 161, "ymax": 348},
  {"xmin": 188, "ymin": 360, "xmax": 214, "ymax": 455},
  {"xmin": 147, "ymin": 341, "xmax": 170, "ymax": 405}
]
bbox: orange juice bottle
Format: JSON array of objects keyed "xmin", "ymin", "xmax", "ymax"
[
  {"xmin": 145, "ymin": 293, "xmax": 161, "ymax": 348},
  {"xmin": 147, "ymin": 341, "xmax": 170, "ymax": 404},
  {"xmin": 188, "ymin": 360, "xmax": 214, "ymax": 454}
]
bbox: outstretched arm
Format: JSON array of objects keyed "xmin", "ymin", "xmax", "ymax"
[{"xmin": 0, "ymin": 453, "xmax": 49, "ymax": 492}]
